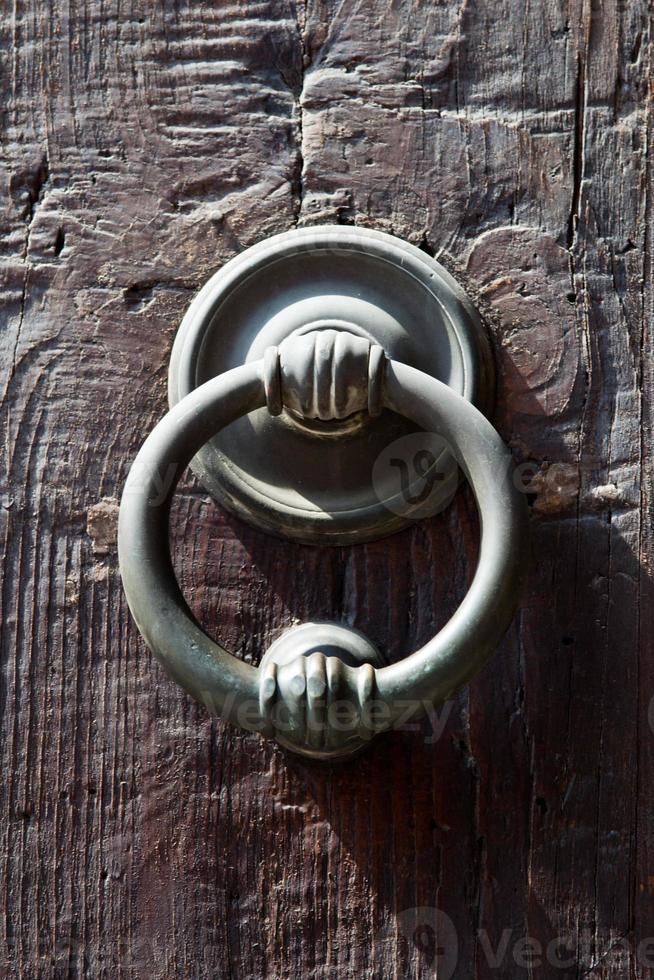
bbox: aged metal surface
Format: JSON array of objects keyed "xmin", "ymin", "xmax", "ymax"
[
  {"xmin": 1, "ymin": 0, "xmax": 652, "ymax": 977},
  {"xmin": 119, "ymin": 344, "xmax": 527, "ymax": 759},
  {"xmin": 167, "ymin": 224, "xmax": 494, "ymax": 544}
]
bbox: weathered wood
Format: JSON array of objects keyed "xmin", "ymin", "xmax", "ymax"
[{"xmin": 1, "ymin": 0, "xmax": 651, "ymax": 977}]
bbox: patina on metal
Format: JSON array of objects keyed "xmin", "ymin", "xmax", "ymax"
[
  {"xmin": 119, "ymin": 253, "xmax": 529, "ymax": 759},
  {"xmin": 168, "ymin": 225, "xmax": 495, "ymax": 545}
]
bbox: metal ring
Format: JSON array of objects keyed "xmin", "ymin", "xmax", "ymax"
[{"xmin": 118, "ymin": 359, "xmax": 528, "ymax": 759}]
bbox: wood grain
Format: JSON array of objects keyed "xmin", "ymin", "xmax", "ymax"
[{"xmin": 1, "ymin": 1, "xmax": 652, "ymax": 977}]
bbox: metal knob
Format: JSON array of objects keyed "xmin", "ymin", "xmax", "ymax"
[{"xmin": 119, "ymin": 299, "xmax": 528, "ymax": 759}]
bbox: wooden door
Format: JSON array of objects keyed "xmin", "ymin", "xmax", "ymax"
[{"xmin": 2, "ymin": 1, "xmax": 652, "ymax": 977}]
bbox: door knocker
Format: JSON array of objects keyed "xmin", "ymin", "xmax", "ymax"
[{"xmin": 118, "ymin": 226, "xmax": 528, "ymax": 759}]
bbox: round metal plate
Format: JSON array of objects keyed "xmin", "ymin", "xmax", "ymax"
[{"xmin": 168, "ymin": 225, "xmax": 494, "ymax": 544}]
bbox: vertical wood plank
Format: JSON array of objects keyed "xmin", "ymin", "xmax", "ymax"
[{"xmin": 0, "ymin": 1, "xmax": 651, "ymax": 977}]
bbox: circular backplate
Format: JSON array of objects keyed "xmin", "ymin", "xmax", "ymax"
[{"xmin": 168, "ymin": 225, "xmax": 494, "ymax": 544}]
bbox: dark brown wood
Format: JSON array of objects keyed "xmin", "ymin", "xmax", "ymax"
[{"xmin": 1, "ymin": 1, "xmax": 652, "ymax": 976}]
